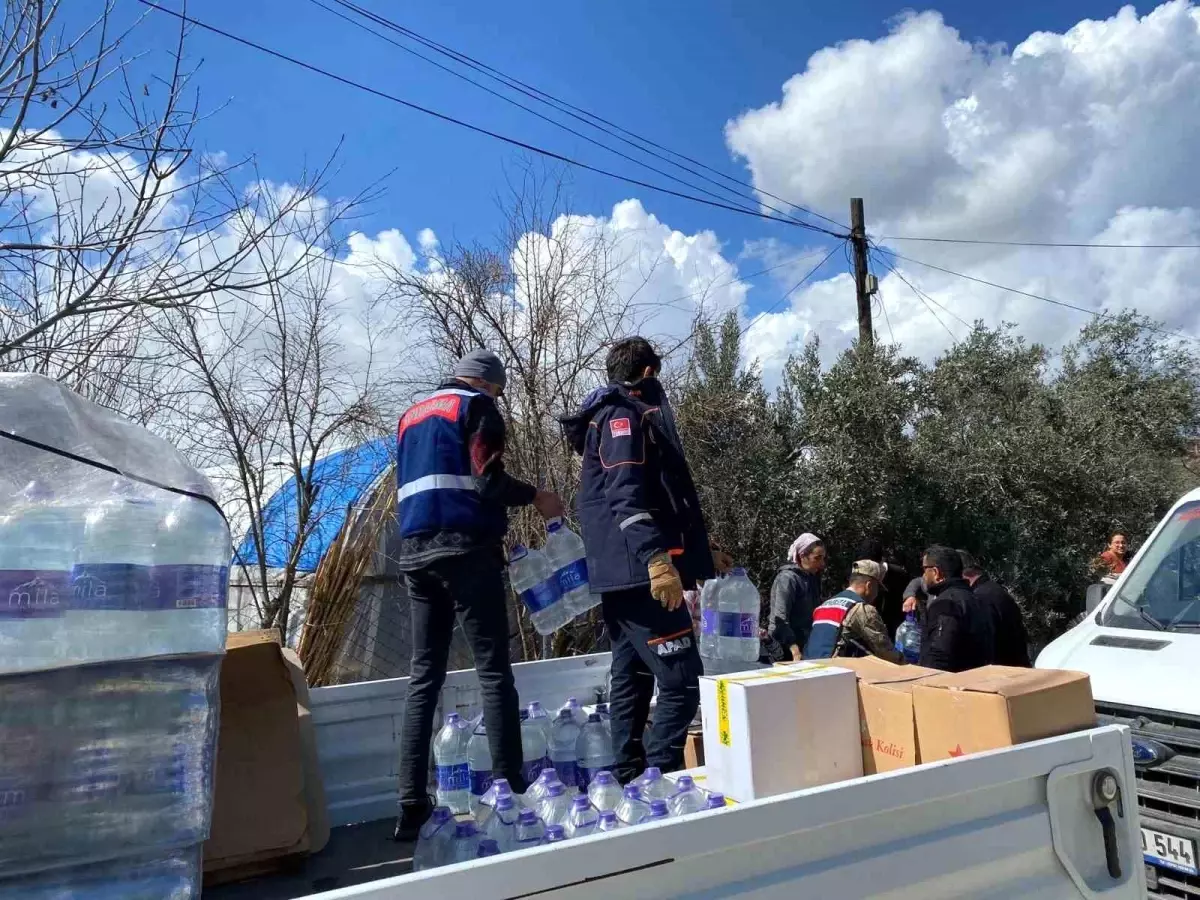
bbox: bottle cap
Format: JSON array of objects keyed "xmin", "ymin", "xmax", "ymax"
[
  {"xmin": 598, "ymin": 810, "xmax": 617, "ymax": 824},
  {"xmin": 492, "ymin": 778, "xmax": 511, "ymax": 795},
  {"xmin": 731, "ymin": 566, "xmax": 747, "ymax": 577},
  {"xmin": 517, "ymin": 809, "xmax": 539, "ymax": 825},
  {"xmin": 454, "ymin": 821, "xmax": 478, "ymax": 837},
  {"xmin": 572, "ymin": 795, "xmax": 591, "ymax": 810},
  {"xmin": 676, "ymin": 775, "xmax": 694, "ymax": 790},
  {"xmin": 445, "ymin": 712, "xmax": 461, "ymax": 725},
  {"xmin": 496, "ymin": 795, "xmax": 514, "ymax": 810},
  {"xmin": 546, "ymin": 782, "xmax": 566, "ymax": 797},
  {"xmin": 545, "ymin": 825, "xmax": 565, "ymax": 841},
  {"xmin": 537, "ymin": 767, "xmax": 557, "ymax": 783},
  {"xmin": 623, "ymin": 784, "xmax": 642, "ymax": 799},
  {"xmin": 707, "ymin": 792, "xmax": 726, "ymax": 808},
  {"xmin": 649, "ymin": 799, "xmax": 669, "ymax": 817},
  {"xmin": 430, "ymin": 807, "xmax": 453, "ymax": 823},
  {"xmin": 587, "ymin": 712, "xmax": 602, "ymax": 723},
  {"xmin": 643, "ymin": 767, "xmax": 661, "ymax": 780},
  {"xmin": 510, "ymin": 544, "xmax": 529, "ymax": 561},
  {"xmin": 547, "ymin": 518, "xmax": 563, "ymax": 533},
  {"xmin": 592, "ymin": 771, "xmax": 615, "ymax": 785},
  {"xmin": 529, "ymin": 701, "xmax": 544, "ymax": 713}
]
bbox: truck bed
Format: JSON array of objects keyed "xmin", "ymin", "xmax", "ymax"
[{"xmin": 210, "ymin": 654, "xmax": 1148, "ymax": 900}]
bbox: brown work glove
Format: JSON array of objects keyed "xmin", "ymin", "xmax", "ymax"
[{"xmin": 648, "ymin": 552, "xmax": 685, "ymax": 611}]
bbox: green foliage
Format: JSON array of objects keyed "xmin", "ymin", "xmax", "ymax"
[{"xmin": 676, "ymin": 311, "xmax": 1200, "ymax": 649}]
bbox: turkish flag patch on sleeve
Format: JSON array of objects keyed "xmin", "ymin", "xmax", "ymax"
[{"xmin": 610, "ymin": 417, "xmax": 632, "ymax": 437}]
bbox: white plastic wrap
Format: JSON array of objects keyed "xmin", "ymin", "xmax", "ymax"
[
  {"xmin": 0, "ymin": 373, "xmax": 230, "ymax": 672},
  {"xmin": 1, "ymin": 846, "xmax": 201, "ymax": 899}
]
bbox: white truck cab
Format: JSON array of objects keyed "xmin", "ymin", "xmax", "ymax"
[{"xmin": 1038, "ymin": 485, "xmax": 1200, "ymax": 897}]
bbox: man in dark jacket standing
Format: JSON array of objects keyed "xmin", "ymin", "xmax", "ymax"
[
  {"xmin": 918, "ymin": 545, "xmax": 994, "ymax": 672},
  {"xmin": 959, "ymin": 550, "xmax": 1030, "ymax": 667},
  {"xmin": 392, "ymin": 350, "xmax": 564, "ymax": 840},
  {"xmin": 561, "ymin": 337, "xmax": 725, "ymax": 783}
]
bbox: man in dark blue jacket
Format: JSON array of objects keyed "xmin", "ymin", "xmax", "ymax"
[
  {"xmin": 393, "ymin": 349, "xmax": 563, "ymax": 840},
  {"xmin": 562, "ymin": 337, "xmax": 728, "ymax": 783}
]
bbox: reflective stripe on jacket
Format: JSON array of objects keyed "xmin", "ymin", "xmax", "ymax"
[{"xmin": 802, "ymin": 590, "xmax": 862, "ymax": 659}]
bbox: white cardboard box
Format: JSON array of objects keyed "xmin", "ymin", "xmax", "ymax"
[{"xmin": 699, "ymin": 663, "xmax": 862, "ymax": 802}]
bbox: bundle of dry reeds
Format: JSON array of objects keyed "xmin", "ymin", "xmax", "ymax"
[{"xmin": 297, "ymin": 477, "xmax": 393, "ymax": 687}]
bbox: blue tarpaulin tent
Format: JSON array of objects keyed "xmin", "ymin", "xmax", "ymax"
[{"xmin": 234, "ymin": 437, "xmax": 393, "ymax": 573}]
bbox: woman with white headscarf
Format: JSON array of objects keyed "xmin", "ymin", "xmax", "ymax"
[{"xmin": 767, "ymin": 533, "xmax": 827, "ymax": 661}]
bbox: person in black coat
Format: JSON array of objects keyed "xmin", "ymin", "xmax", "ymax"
[
  {"xmin": 918, "ymin": 545, "xmax": 994, "ymax": 672},
  {"xmin": 959, "ymin": 550, "xmax": 1031, "ymax": 667}
]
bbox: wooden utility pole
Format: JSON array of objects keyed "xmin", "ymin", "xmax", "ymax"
[{"xmin": 850, "ymin": 197, "xmax": 873, "ymax": 348}]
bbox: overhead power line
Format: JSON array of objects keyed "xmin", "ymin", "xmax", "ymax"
[
  {"xmin": 739, "ymin": 242, "xmax": 845, "ymax": 339},
  {"xmin": 303, "ymin": 0, "xmax": 823, "ymax": 232},
  {"xmin": 882, "ymin": 248, "xmax": 1197, "ymax": 342},
  {"xmin": 136, "ymin": 0, "xmax": 842, "ymax": 234},
  {"xmin": 322, "ymin": 0, "xmax": 849, "ymax": 234},
  {"xmin": 878, "ymin": 234, "xmax": 1200, "ymax": 250}
]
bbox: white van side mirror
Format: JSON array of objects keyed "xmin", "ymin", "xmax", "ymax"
[{"xmin": 1085, "ymin": 583, "xmax": 1108, "ymax": 613}]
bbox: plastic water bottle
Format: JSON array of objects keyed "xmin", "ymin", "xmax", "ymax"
[
  {"xmin": 433, "ymin": 713, "xmax": 471, "ymax": 814},
  {"xmin": 412, "ymin": 807, "xmax": 455, "ymax": 871},
  {"xmin": 576, "ymin": 713, "xmax": 615, "ymax": 785},
  {"xmin": 448, "ymin": 820, "xmax": 482, "ymax": 864},
  {"xmin": 544, "ymin": 518, "xmax": 598, "ymax": 619},
  {"xmin": 536, "ymin": 781, "xmax": 574, "ymax": 828},
  {"xmin": 526, "ymin": 767, "xmax": 561, "ymax": 807},
  {"xmin": 614, "ymin": 785, "xmax": 649, "ymax": 826},
  {"xmin": 467, "ymin": 721, "xmax": 493, "ymax": 811},
  {"xmin": 477, "ymin": 838, "xmax": 501, "ymax": 858},
  {"xmin": 597, "ymin": 809, "xmax": 621, "ymax": 833},
  {"xmin": 895, "ymin": 612, "xmax": 921, "ymax": 663},
  {"xmin": 483, "ymin": 794, "xmax": 520, "ymax": 853},
  {"xmin": 646, "ymin": 799, "xmax": 671, "ymax": 822},
  {"xmin": 71, "ymin": 480, "xmax": 160, "ymax": 662},
  {"xmin": 527, "ymin": 700, "xmax": 554, "ymax": 745},
  {"xmin": 706, "ymin": 792, "xmax": 727, "ymax": 810},
  {"xmin": 698, "ymin": 576, "xmax": 722, "ymax": 662},
  {"xmin": 544, "ymin": 824, "xmax": 567, "ymax": 845},
  {"xmin": 587, "ymin": 771, "xmax": 624, "ymax": 812},
  {"xmin": 632, "ymin": 766, "xmax": 673, "ymax": 802},
  {"xmin": 668, "ymin": 775, "xmax": 707, "ymax": 817},
  {"xmin": 513, "ymin": 809, "xmax": 546, "ymax": 850},
  {"xmin": 559, "ymin": 696, "xmax": 587, "ymax": 727},
  {"xmin": 0, "ymin": 481, "xmax": 77, "ymax": 673},
  {"xmin": 509, "ymin": 545, "xmax": 566, "ymax": 635},
  {"xmin": 718, "ymin": 568, "xmax": 761, "ymax": 663},
  {"xmin": 549, "ymin": 709, "xmax": 581, "ymax": 789},
  {"xmin": 149, "ymin": 494, "xmax": 229, "ymax": 657},
  {"xmin": 520, "ymin": 709, "xmax": 549, "ymax": 786},
  {"xmin": 565, "ymin": 795, "xmax": 599, "ymax": 838}
]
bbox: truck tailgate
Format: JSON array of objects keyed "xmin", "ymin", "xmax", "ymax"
[{"xmin": 308, "ymin": 724, "xmax": 1145, "ymax": 900}]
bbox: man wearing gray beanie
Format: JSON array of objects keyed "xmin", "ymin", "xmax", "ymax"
[{"xmin": 393, "ymin": 348, "xmax": 564, "ymax": 840}]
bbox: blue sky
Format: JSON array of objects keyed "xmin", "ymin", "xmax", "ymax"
[
  {"xmin": 56, "ymin": 0, "xmax": 1200, "ymax": 378},
  {"xmin": 112, "ymin": 1, "xmax": 1118, "ymax": 262}
]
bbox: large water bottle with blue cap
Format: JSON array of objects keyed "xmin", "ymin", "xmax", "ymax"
[
  {"xmin": 467, "ymin": 721, "xmax": 493, "ymax": 812},
  {"xmin": 509, "ymin": 544, "xmax": 567, "ymax": 634},
  {"xmin": 433, "ymin": 713, "xmax": 471, "ymax": 814},
  {"xmin": 0, "ymin": 481, "xmax": 78, "ymax": 673},
  {"xmin": 894, "ymin": 612, "xmax": 921, "ymax": 663},
  {"xmin": 717, "ymin": 568, "xmax": 761, "ymax": 663},
  {"xmin": 698, "ymin": 576, "xmax": 722, "ymax": 662},
  {"xmin": 544, "ymin": 518, "xmax": 598, "ymax": 618},
  {"xmin": 412, "ymin": 807, "xmax": 455, "ymax": 871},
  {"xmin": 519, "ymin": 709, "xmax": 549, "ymax": 785},
  {"xmin": 575, "ymin": 713, "xmax": 615, "ymax": 786},
  {"xmin": 549, "ymin": 709, "xmax": 581, "ymax": 789}
]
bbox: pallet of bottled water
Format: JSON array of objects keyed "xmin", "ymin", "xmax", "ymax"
[
  {"xmin": 0, "ymin": 374, "xmax": 229, "ymax": 898},
  {"xmin": 416, "ymin": 695, "xmax": 728, "ymax": 869}
]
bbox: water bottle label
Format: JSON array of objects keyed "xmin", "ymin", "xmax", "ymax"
[
  {"xmin": 718, "ymin": 612, "xmax": 757, "ymax": 638},
  {"xmin": 519, "ymin": 580, "xmax": 560, "ymax": 614},
  {"xmin": 435, "ymin": 762, "xmax": 470, "ymax": 792},
  {"xmin": 469, "ymin": 768, "xmax": 493, "ymax": 796},
  {"xmin": 700, "ymin": 609, "xmax": 718, "ymax": 636},
  {"xmin": 554, "ymin": 559, "xmax": 588, "ymax": 595},
  {"xmin": 554, "ymin": 760, "xmax": 578, "ymax": 788},
  {"xmin": 148, "ymin": 564, "xmax": 229, "ymax": 610},
  {"xmin": 71, "ymin": 563, "xmax": 152, "ymax": 611},
  {"xmin": 0, "ymin": 570, "xmax": 68, "ymax": 618}
]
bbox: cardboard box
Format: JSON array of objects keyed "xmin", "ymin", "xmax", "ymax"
[
  {"xmin": 912, "ymin": 665, "xmax": 1095, "ymax": 763},
  {"xmin": 203, "ymin": 630, "xmax": 326, "ymax": 883},
  {"xmin": 811, "ymin": 658, "xmax": 941, "ymax": 774},
  {"xmin": 699, "ymin": 664, "xmax": 861, "ymax": 802},
  {"xmin": 683, "ymin": 729, "xmax": 704, "ymax": 770}
]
